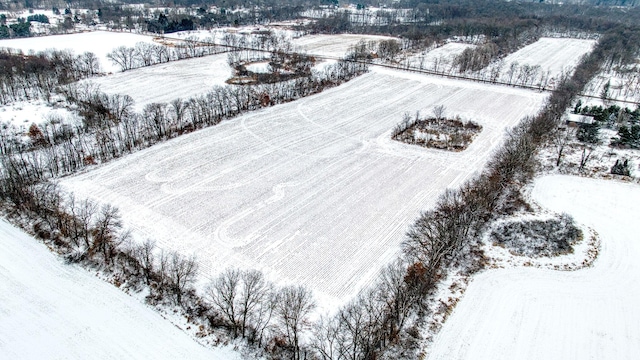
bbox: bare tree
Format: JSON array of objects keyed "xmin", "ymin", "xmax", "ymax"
[
  {"xmin": 169, "ymin": 98, "xmax": 189, "ymax": 129},
  {"xmin": 433, "ymin": 104, "xmax": 446, "ymax": 121},
  {"xmin": 239, "ymin": 269, "xmax": 271, "ymax": 339},
  {"xmin": 107, "ymin": 46, "xmax": 137, "ymax": 71},
  {"xmin": 134, "ymin": 239, "xmax": 156, "ymax": 285},
  {"xmin": 579, "ymin": 145, "xmax": 596, "ymax": 172},
  {"xmin": 167, "ymin": 251, "xmax": 199, "ymax": 305},
  {"xmin": 207, "ymin": 268, "xmax": 241, "ymax": 336},
  {"xmin": 275, "ymin": 285, "xmax": 316, "ymax": 360},
  {"xmin": 553, "ymin": 125, "xmax": 577, "ymax": 167},
  {"xmin": 207, "ymin": 268, "xmax": 273, "ymax": 340},
  {"xmin": 69, "ymin": 195, "xmax": 97, "ymax": 251},
  {"xmin": 77, "ymin": 51, "xmax": 101, "ymax": 76},
  {"xmin": 312, "ymin": 315, "xmax": 340, "ymax": 360},
  {"xmin": 90, "ymin": 204, "xmax": 123, "ymax": 264}
]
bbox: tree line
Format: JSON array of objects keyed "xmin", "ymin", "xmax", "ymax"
[
  {"xmin": 0, "ymin": 48, "xmax": 99, "ymax": 104},
  {"xmin": 0, "ymin": 37, "xmax": 369, "ymax": 359},
  {"xmin": 308, "ymin": 26, "xmax": 637, "ymax": 359},
  {"xmin": 0, "ymin": 60, "xmax": 367, "ymax": 182}
]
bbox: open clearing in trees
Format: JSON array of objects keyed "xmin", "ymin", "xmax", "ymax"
[
  {"xmin": 427, "ymin": 175, "xmax": 640, "ymax": 360},
  {"xmin": 61, "ymin": 67, "xmax": 545, "ymax": 307},
  {"xmin": 291, "ymin": 33, "xmax": 398, "ymax": 57},
  {"xmin": 89, "ymin": 53, "xmax": 233, "ymax": 111},
  {"xmin": 500, "ymin": 37, "xmax": 595, "ymax": 79},
  {"xmin": 0, "ymin": 31, "xmax": 155, "ymax": 73},
  {"xmin": 0, "ymin": 219, "xmax": 240, "ymax": 360}
]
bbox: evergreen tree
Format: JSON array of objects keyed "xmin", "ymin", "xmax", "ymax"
[{"xmin": 577, "ymin": 122, "xmax": 600, "ymax": 144}]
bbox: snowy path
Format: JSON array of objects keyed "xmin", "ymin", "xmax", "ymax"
[
  {"xmin": 0, "ymin": 219, "xmax": 240, "ymax": 360},
  {"xmin": 427, "ymin": 175, "xmax": 640, "ymax": 359}
]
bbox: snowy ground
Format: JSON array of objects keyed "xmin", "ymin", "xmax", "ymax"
[
  {"xmin": 582, "ymin": 64, "xmax": 640, "ymax": 104},
  {"xmin": 405, "ymin": 42, "xmax": 475, "ymax": 72},
  {"xmin": 61, "ymin": 67, "xmax": 546, "ymax": 309},
  {"xmin": 0, "ymin": 100, "xmax": 79, "ymax": 128},
  {"xmin": 292, "ymin": 34, "xmax": 397, "ymax": 58},
  {"xmin": 88, "ymin": 53, "xmax": 233, "ymax": 111},
  {"xmin": 427, "ymin": 175, "xmax": 640, "ymax": 360},
  {"xmin": 0, "ymin": 31, "xmax": 156, "ymax": 73},
  {"xmin": 0, "ymin": 219, "xmax": 241, "ymax": 360},
  {"xmin": 500, "ymin": 38, "xmax": 595, "ymax": 79}
]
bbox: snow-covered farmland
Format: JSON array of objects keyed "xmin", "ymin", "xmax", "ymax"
[
  {"xmin": 406, "ymin": 42, "xmax": 475, "ymax": 72},
  {"xmin": 0, "ymin": 31, "xmax": 156, "ymax": 73},
  {"xmin": 62, "ymin": 67, "xmax": 546, "ymax": 308},
  {"xmin": 89, "ymin": 53, "xmax": 233, "ymax": 111},
  {"xmin": 406, "ymin": 38, "xmax": 595, "ymax": 89},
  {"xmin": 427, "ymin": 175, "xmax": 640, "ymax": 360},
  {"xmin": 0, "ymin": 219, "xmax": 240, "ymax": 360},
  {"xmin": 500, "ymin": 37, "xmax": 595, "ymax": 80},
  {"xmin": 292, "ymin": 34, "xmax": 398, "ymax": 57}
]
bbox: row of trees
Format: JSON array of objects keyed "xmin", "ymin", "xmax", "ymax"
[
  {"xmin": 0, "ymin": 56, "xmax": 367, "ymax": 179},
  {"xmin": 107, "ymin": 31, "xmax": 300, "ymax": 73},
  {"xmin": 0, "ymin": 49, "xmax": 99, "ymax": 104},
  {"xmin": 0, "ymin": 165, "xmax": 318, "ymax": 358},
  {"xmin": 106, "ymin": 39, "xmax": 226, "ymax": 72},
  {"xmin": 306, "ymin": 26, "xmax": 632, "ymax": 360}
]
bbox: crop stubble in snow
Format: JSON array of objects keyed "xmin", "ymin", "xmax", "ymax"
[{"xmin": 62, "ymin": 68, "xmax": 545, "ymax": 307}]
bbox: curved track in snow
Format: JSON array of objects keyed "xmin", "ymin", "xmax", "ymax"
[{"xmin": 61, "ymin": 68, "xmax": 545, "ymax": 308}]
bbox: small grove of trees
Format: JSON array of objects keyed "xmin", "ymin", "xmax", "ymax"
[
  {"xmin": 26, "ymin": 14, "xmax": 49, "ymax": 23},
  {"xmin": 392, "ymin": 108, "xmax": 483, "ymax": 151},
  {"xmin": 107, "ymin": 39, "xmax": 224, "ymax": 72},
  {"xmin": 0, "ymin": 48, "xmax": 99, "ymax": 104}
]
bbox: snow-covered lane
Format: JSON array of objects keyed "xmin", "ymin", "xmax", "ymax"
[
  {"xmin": 0, "ymin": 219, "xmax": 240, "ymax": 360},
  {"xmin": 427, "ymin": 175, "xmax": 640, "ymax": 360}
]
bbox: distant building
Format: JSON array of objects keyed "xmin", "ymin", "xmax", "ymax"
[{"xmin": 566, "ymin": 113, "xmax": 595, "ymax": 126}]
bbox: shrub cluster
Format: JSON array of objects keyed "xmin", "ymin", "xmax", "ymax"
[{"xmin": 491, "ymin": 214, "xmax": 582, "ymax": 257}]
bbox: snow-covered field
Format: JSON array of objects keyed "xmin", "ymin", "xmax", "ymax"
[
  {"xmin": 0, "ymin": 31, "xmax": 155, "ymax": 73},
  {"xmin": 500, "ymin": 37, "xmax": 595, "ymax": 79},
  {"xmin": 405, "ymin": 37, "xmax": 595, "ymax": 89},
  {"xmin": 427, "ymin": 175, "xmax": 640, "ymax": 359},
  {"xmin": 292, "ymin": 34, "xmax": 397, "ymax": 58},
  {"xmin": 89, "ymin": 53, "xmax": 233, "ymax": 111},
  {"xmin": 0, "ymin": 219, "xmax": 240, "ymax": 360},
  {"xmin": 406, "ymin": 42, "xmax": 475, "ymax": 72},
  {"xmin": 61, "ymin": 67, "xmax": 546, "ymax": 308}
]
